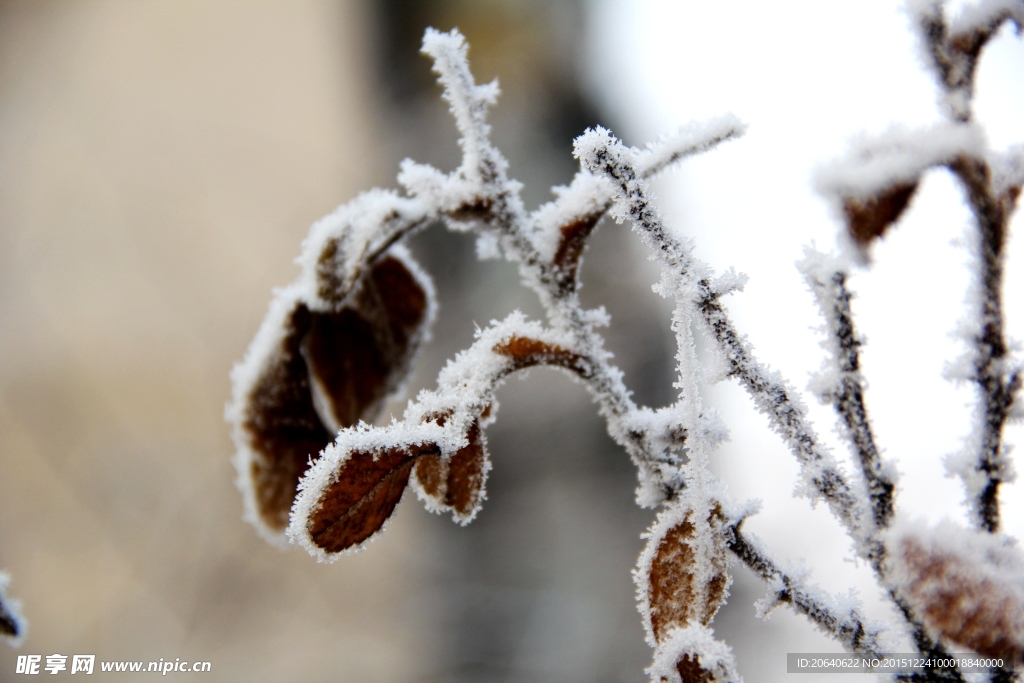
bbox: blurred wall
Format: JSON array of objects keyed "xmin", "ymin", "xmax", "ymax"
[{"xmin": 0, "ymin": 2, "xmax": 437, "ymax": 681}]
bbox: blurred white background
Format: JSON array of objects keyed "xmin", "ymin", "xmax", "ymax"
[{"xmin": 590, "ymin": 0, "xmax": 1024, "ymax": 679}]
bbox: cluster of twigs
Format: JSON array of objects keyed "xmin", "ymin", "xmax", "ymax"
[{"xmin": 228, "ymin": 3, "xmax": 1023, "ymax": 680}]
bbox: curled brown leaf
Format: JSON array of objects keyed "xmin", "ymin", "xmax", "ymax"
[
  {"xmin": 843, "ymin": 182, "xmax": 918, "ymax": 248},
  {"xmin": 413, "ymin": 420, "xmax": 490, "ymax": 523},
  {"xmin": 492, "ymin": 336, "xmax": 586, "ymax": 376},
  {"xmin": 647, "ymin": 505, "xmax": 729, "ymax": 643},
  {"xmin": 306, "ymin": 445, "xmax": 437, "ymax": 553},
  {"xmin": 244, "ymin": 304, "xmax": 333, "ymax": 532},
  {"xmin": 897, "ymin": 535, "xmax": 1024, "ymax": 663},
  {"xmin": 239, "ymin": 253, "xmax": 431, "ymax": 534}
]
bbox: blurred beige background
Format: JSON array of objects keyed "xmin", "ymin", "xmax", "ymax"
[
  {"xmin": 0, "ymin": 2, "xmax": 438, "ymax": 680},
  {"xmin": 0, "ymin": 2, "xmax": 667, "ymax": 681}
]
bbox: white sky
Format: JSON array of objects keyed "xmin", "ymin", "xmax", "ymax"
[{"xmin": 588, "ymin": 0, "xmax": 1024, "ymax": 674}]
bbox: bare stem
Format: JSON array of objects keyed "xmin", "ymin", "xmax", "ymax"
[
  {"xmin": 728, "ymin": 526, "xmax": 886, "ymax": 657},
  {"xmin": 807, "ymin": 266, "xmax": 895, "ymax": 532},
  {"xmin": 948, "ymin": 155, "xmax": 1021, "ymax": 532}
]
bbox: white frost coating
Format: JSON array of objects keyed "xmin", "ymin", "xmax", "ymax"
[
  {"xmin": 296, "ymin": 189, "xmax": 432, "ymax": 311},
  {"xmin": 992, "ymin": 145, "xmax": 1024, "ymax": 197},
  {"xmin": 528, "ymin": 115, "xmax": 745, "ymax": 277},
  {"xmin": 574, "ymin": 124, "xmax": 911, "ymax": 660},
  {"xmin": 0, "ymin": 571, "xmax": 26, "ymax": 647},
  {"xmin": 944, "ymin": 447, "xmax": 994, "ymax": 520},
  {"xmin": 739, "ymin": 529, "xmax": 898, "ymax": 655},
  {"xmin": 646, "ymin": 625, "xmax": 741, "ymax": 683},
  {"xmin": 635, "ymin": 114, "xmax": 748, "ymax": 180},
  {"xmin": 798, "ymin": 247, "xmax": 897, "ymax": 524},
  {"xmin": 941, "ymin": 167, "xmax": 1020, "ymax": 525},
  {"xmin": 227, "ymin": 283, "xmax": 306, "ymax": 548},
  {"xmin": 589, "ymin": 117, "xmax": 746, "ymax": 674},
  {"xmin": 406, "ymin": 312, "xmax": 577, "ymax": 426},
  {"xmin": 421, "ymin": 29, "xmax": 501, "ymax": 186},
  {"xmin": 944, "ymin": 436, "xmax": 1018, "ymax": 520},
  {"xmin": 578, "ymin": 129, "xmax": 876, "ymax": 558},
  {"xmin": 907, "ymin": 0, "xmax": 1024, "ymax": 120},
  {"xmin": 798, "ymin": 249, "xmax": 858, "ymax": 404},
  {"xmin": 947, "ymin": 0, "xmax": 1024, "ymax": 37},
  {"xmin": 905, "ymin": 0, "xmax": 944, "ymax": 25},
  {"xmin": 529, "ymin": 172, "xmax": 613, "ymax": 264},
  {"xmin": 816, "ymin": 122, "xmax": 985, "ymax": 202},
  {"xmin": 633, "ymin": 487, "xmax": 732, "ymax": 648},
  {"xmin": 420, "ymin": 28, "xmax": 530, "ymax": 252}
]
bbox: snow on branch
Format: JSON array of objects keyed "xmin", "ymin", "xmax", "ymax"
[
  {"xmin": 420, "ymin": 28, "xmax": 503, "ymax": 189},
  {"xmin": 909, "ymin": 0, "xmax": 1023, "ymax": 121},
  {"xmin": 944, "ymin": 148, "xmax": 1023, "ymax": 533},
  {"xmin": 815, "ymin": 122, "xmax": 984, "ymax": 260},
  {"xmin": 800, "ymin": 250, "xmax": 896, "ymax": 533},
  {"xmin": 228, "ymin": 15, "xmax": 1023, "ymax": 681},
  {"xmin": 815, "ymin": 2, "xmax": 1023, "ymax": 534},
  {"xmin": 634, "ymin": 115, "xmax": 747, "ymax": 180},
  {"xmin": 576, "ymin": 129, "xmax": 878, "ymax": 562},
  {"xmin": 729, "ymin": 526, "xmax": 891, "ymax": 658}
]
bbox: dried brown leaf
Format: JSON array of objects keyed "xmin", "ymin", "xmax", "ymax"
[
  {"xmin": 676, "ymin": 654, "xmax": 716, "ymax": 683},
  {"xmin": 241, "ymin": 254, "xmax": 430, "ymax": 533},
  {"xmin": 552, "ymin": 214, "xmax": 602, "ymax": 291},
  {"xmin": 0, "ymin": 600, "xmax": 19, "ymax": 639},
  {"xmin": 304, "ymin": 255, "xmax": 429, "ymax": 429},
  {"xmin": 492, "ymin": 336, "xmax": 583, "ymax": 375},
  {"xmin": 244, "ymin": 304, "xmax": 333, "ymax": 532},
  {"xmin": 413, "ymin": 420, "xmax": 490, "ymax": 522},
  {"xmin": 843, "ymin": 182, "xmax": 918, "ymax": 247},
  {"xmin": 307, "ymin": 445, "xmax": 436, "ymax": 553},
  {"xmin": 898, "ymin": 536, "xmax": 1024, "ymax": 663},
  {"xmin": 648, "ymin": 505, "xmax": 729, "ymax": 643}
]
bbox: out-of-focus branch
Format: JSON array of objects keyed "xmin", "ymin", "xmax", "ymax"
[
  {"xmin": 946, "ymin": 154, "xmax": 1022, "ymax": 532},
  {"xmin": 801, "ymin": 255, "xmax": 895, "ymax": 534},
  {"xmin": 0, "ymin": 572, "xmax": 25, "ymax": 647},
  {"xmin": 911, "ymin": 0, "xmax": 1024, "ymax": 121}
]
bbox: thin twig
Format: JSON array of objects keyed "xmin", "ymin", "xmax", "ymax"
[
  {"xmin": 910, "ymin": 2, "xmax": 1024, "ymax": 533},
  {"xmin": 728, "ymin": 526, "xmax": 887, "ymax": 657},
  {"xmin": 578, "ymin": 126, "xmax": 882, "ymax": 557},
  {"xmin": 948, "ymin": 154, "xmax": 1021, "ymax": 532},
  {"xmin": 803, "ymin": 262, "xmax": 895, "ymax": 532}
]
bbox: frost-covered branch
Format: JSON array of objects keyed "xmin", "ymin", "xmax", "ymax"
[
  {"xmin": 899, "ymin": 1, "xmax": 1024, "ymax": 532},
  {"xmin": 814, "ymin": 2, "xmax": 1024, "ymax": 535},
  {"xmin": 576, "ymin": 129, "xmax": 879, "ymax": 562},
  {"xmin": 944, "ymin": 152, "xmax": 1023, "ymax": 533},
  {"xmin": 800, "ymin": 251, "xmax": 896, "ymax": 532},
  {"xmin": 909, "ymin": 0, "xmax": 1023, "ymax": 121},
  {"xmin": 729, "ymin": 526, "xmax": 889, "ymax": 657},
  {"xmin": 228, "ymin": 12, "xmax": 1024, "ymax": 681}
]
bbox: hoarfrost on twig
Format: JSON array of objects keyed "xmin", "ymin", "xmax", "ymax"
[{"xmin": 227, "ymin": 8, "xmax": 1024, "ymax": 679}]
